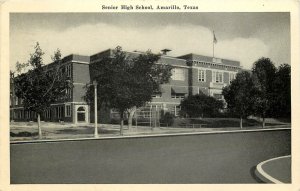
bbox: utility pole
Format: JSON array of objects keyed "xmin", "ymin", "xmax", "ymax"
[{"xmin": 93, "ymin": 80, "xmax": 98, "ymax": 138}]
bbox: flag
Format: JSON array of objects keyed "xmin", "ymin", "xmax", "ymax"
[{"xmin": 213, "ymin": 31, "xmax": 217, "ymax": 44}]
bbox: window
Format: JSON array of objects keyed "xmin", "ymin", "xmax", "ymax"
[
  {"xmin": 25, "ymin": 111, "xmax": 28, "ymax": 119},
  {"xmin": 20, "ymin": 110, "xmax": 24, "ymax": 119},
  {"xmin": 65, "ymin": 104, "xmax": 71, "ymax": 117},
  {"xmin": 171, "ymin": 68, "xmax": 185, "ymax": 81},
  {"xmin": 198, "ymin": 69, "xmax": 206, "ymax": 82},
  {"xmin": 15, "ymin": 97, "xmax": 18, "ymax": 105},
  {"xmin": 212, "ymin": 71, "xmax": 223, "ymax": 83},
  {"xmin": 142, "ymin": 111, "xmax": 151, "ymax": 118},
  {"xmin": 152, "ymin": 93, "xmax": 162, "ymax": 98},
  {"xmin": 171, "ymin": 93, "xmax": 185, "ymax": 99},
  {"xmin": 66, "ymin": 65, "xmax": 71, "ymax": 77},
  {"xmin": 45, "ymin": 109, "xmax": 51, "ymax": 119},
  {"xmin": 229, "ymin": 73, "xmax": 236, "ymax": 83},
  {"xmin": 55, "ymin": 106, "xmax": 64, "ymax": 119},
  {"xmin": 170, "ymin": 105, "xmax": 181, "ymax": 116},
  {"xmin": 66, "ymin": 88, "xmax": 71, "ymax": 99},
  {"xmin": 58, "ymin": 106, "xmax": 64, "ymax": 119}
]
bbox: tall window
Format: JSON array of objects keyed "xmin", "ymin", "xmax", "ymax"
[
  {"xmin": 55, "ymin": 106, "xmax": 63, "ymax": 119},
  {"xmin": 170, "ymin": 105, "xmax": 181, "ymax": 116},
  {"xmin": 45, "ymin": 109, "xmax": 51, "ymax": 119},
  {"xmin": 229, "ymin": 73, "xmax": 236, "ymax": 83},
  {"xmin": 65, "ymin": 104, "xmax": 71, "ymax": 117},
  {"xmin": 212, "ymin": 71, "xmax": 223, "ymax": 83},
  {"xmin": 66, "ymin": 88, "xmax": 71, "ymax": 99},
  {"xmin": 66, "ymin": 65, "xmax": 71, "ymax": 77},
  {"xmin": 198, "ymin": 69, "xmax": 206, "ymax": 82},
  {"xmin": 171, "ymin": 68, "xmax": 185, "ymax": 81}
]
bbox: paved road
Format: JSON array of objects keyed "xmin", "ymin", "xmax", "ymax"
[{"xmin": 10, "ymin": 129, "xmax": 291, "ymax": 184}]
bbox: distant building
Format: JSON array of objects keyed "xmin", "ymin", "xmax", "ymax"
[{"xmin": 10, "ymin": 49, "xmax": 242, "ymax": 124}]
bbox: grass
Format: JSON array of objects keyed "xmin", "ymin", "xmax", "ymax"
[{"xmin": 172, "ymin": 118, "xmax": 285, "ymax": 128}]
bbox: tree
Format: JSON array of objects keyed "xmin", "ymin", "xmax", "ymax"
[
  {"xmin": 84, "ymin": 46, "xmax": 172, "ymax": 135},
  {"xmin": 222, "ymin": 71, "xmax": 255, "ymax": 129},
  {"xmin": 269, "ymin": 64, "xmax": 291, "ymax": 118},
  {"xmin": 251, "ymin": 57, "xmax": 276, "ymax": 128},
  {"xmin": 13, "ymin": 42, "xmax": 72, "ymax": 139},
  {"xmin": 179, "ymin": 92, "xmax": 223, "ymax": 118}
]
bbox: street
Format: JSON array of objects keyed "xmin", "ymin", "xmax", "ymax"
[{"xmin": 10, "ymin": 129, "xmax": 291, "ymax": 183}]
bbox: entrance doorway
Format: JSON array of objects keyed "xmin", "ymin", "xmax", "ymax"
[{"xmin": 75, "ymin": 105, "xmax": 89, "ymax": 124}]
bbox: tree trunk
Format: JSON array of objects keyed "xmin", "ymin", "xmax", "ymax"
[
  {"xmin": 37, "ymin": 113, "xmax": 42, "ymax": 139},
  {"xmin": 240, "ymin": 116, "xmax": 243, "ymax": 129},
  {"xmin": 120, "ymin": 111, "xmax": 124, "ymax": 135},
  {"xmin": 262, "ymin": 117, "xmax": 265, "ymax": 128},
  {"xmin": 128, "ymin": 106, "xmax": 136, "ymax": 130}
]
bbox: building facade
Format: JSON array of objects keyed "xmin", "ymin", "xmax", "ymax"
[{"xmin": 10, "ymin": 49, "xmax": 242, "ymax": 124}]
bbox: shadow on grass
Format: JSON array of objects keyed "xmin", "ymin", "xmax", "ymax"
[
  {"xmin": 55, "ymin": 128, "xmax": 119, "ymax": 135},
  {"xmin": 10, "ymin": 131, "xmax": 38, "ymax": 137}
]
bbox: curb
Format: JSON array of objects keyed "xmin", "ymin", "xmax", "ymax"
[
  {"xmin": 255, "ymin": 155, "xmax": 291, "ymax": 183},
  {"xmin": 10, "ymin": 127, "xmax": 291, "ymax": 145}
]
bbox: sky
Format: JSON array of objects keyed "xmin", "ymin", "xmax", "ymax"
[{"xmin": 10, "ymin": 12, "xmax": 290, "ymax": 70}]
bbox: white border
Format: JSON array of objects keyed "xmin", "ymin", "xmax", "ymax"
[{"xmin": 1, "ymin": 0, "xmax": 299, "ymax": 191}]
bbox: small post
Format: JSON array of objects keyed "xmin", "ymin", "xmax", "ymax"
[
  {"xmin": 149, "ymin": 106, "xmax": 152, "ymax": 129},
  {"xmin": 93, "ymin": 80, "xmax": 98, "ymax": 138},
  {"xmin": 135, "ymin": 112, "xmax": 138, "ymax": 129}
]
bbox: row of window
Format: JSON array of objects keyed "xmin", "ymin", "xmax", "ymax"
[
  {"xmin": 171, "ymin": 68, "xmax": 236, "ymax": 83},
  {"xmin": 153, "ymin": 90, "xmax": 223, "ymax": 101},
  {"xmin": 199, "ymin": 70, "xmax": 236, "ymax": 83},
  {"xmin": 193, "ymin": 60, "xmax": 240, "ymax": 70},
  {"xmin": 12, "ymin": 105, "xmax": 72, "ymax": 120},
  {"xmin": 12, "ymin": 110, "xmax": 37, "ymax": 120},
  {"xmin": 11, "ymin": 88, "xmax": 72, "ymax": 106},
  {"xmin": 152, "ymin": 92, "xmax": 185, "ymax": 99}
]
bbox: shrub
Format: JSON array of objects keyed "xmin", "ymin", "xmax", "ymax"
[
  {"xmin": 160, "ymin": 112, "xmax": 175, "ymax": 127},
  {"xmin": 180, "ymin": 93, "xmax": 224, "ymax": 118}
]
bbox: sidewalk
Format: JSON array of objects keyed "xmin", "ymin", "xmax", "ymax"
[{"xmin": 10, "ymin": 121, "xmax": 291, "ymax": 142}]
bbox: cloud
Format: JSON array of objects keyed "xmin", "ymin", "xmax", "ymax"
[
  {"xmin": 10, "ymin": 23, "xmax": 269, "ymax": 71},
  {"xmin": 216, "ymin": 38, "xmax": 269, "ymax": 69}
]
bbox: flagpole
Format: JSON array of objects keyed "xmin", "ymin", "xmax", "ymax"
[
  {"xmin": 213, "ymin": 38, "xmax": 215, "ymax": 59},
  {"xmin": 212, "ymin": 30, "xmax": 217, "ymax": 62},
  {"xmin": 213, "ymin": 30, "xmax": 215, "ymax": 61}
]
